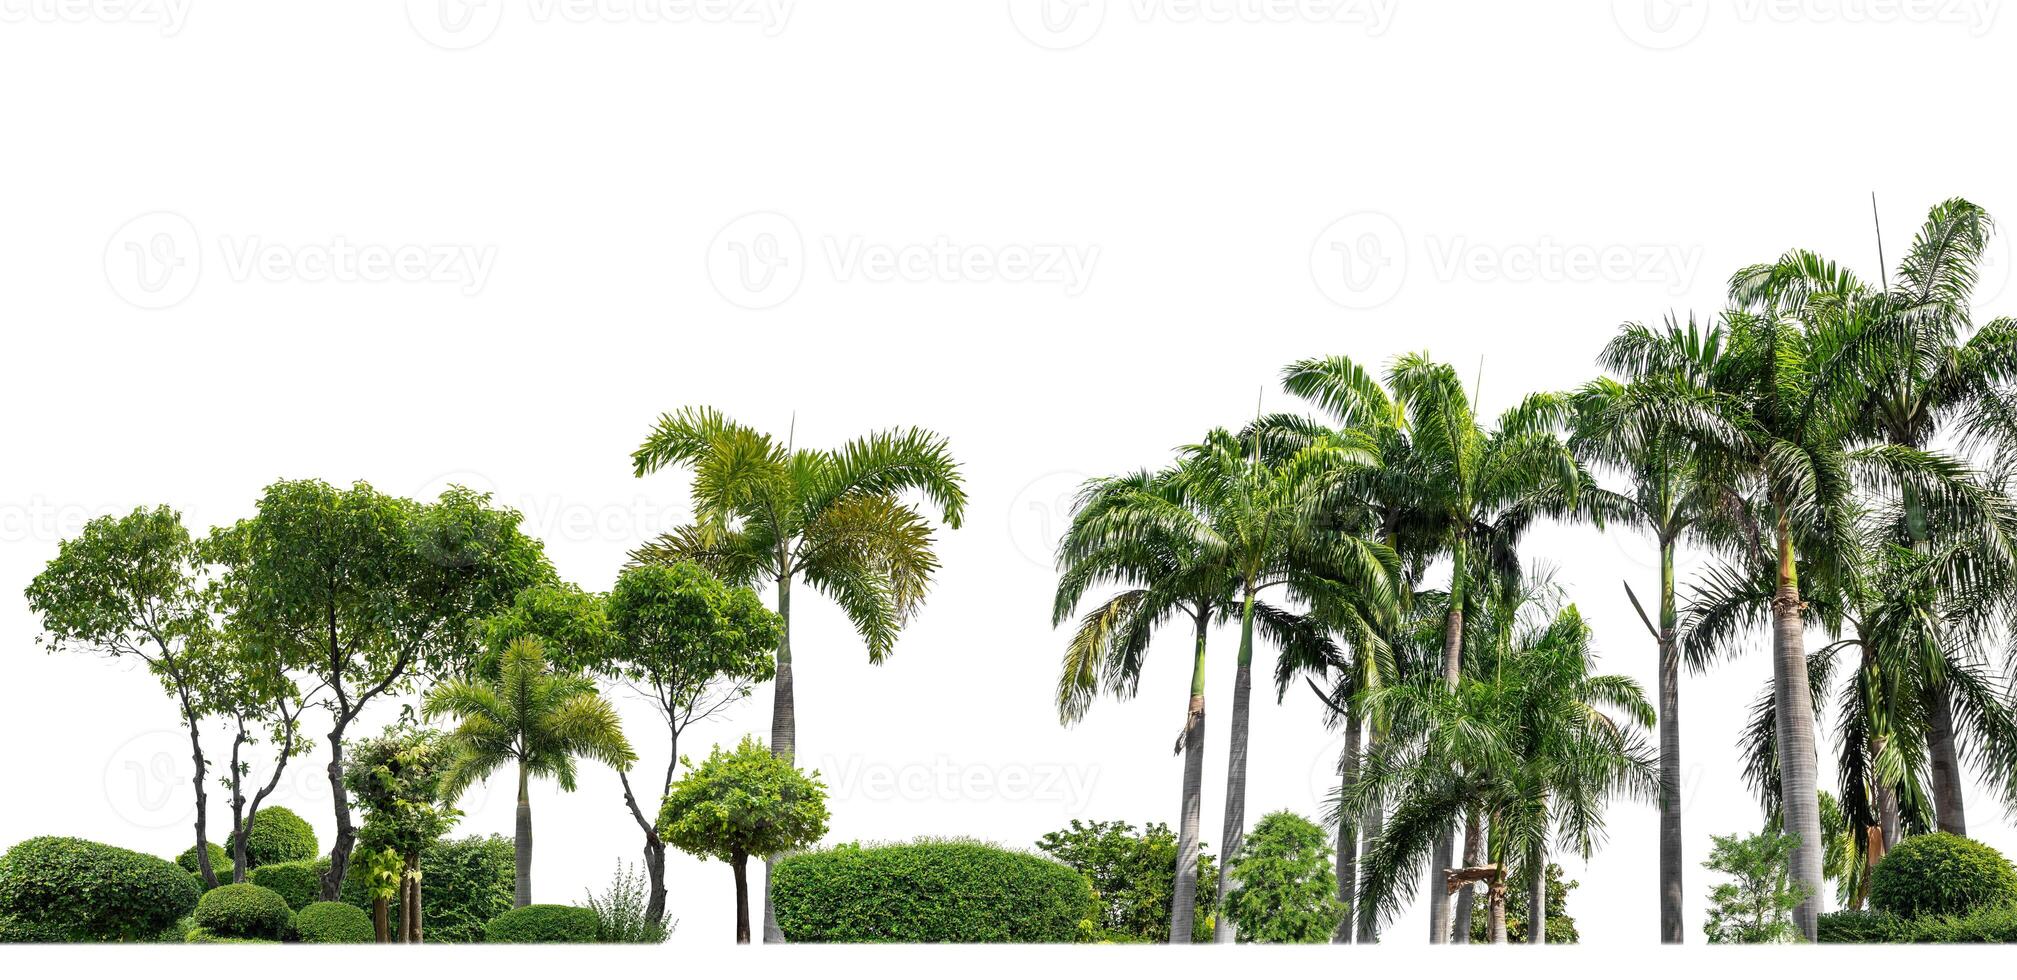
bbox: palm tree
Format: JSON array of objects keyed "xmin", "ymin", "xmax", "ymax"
[
  {"xmin": 1052, "ymin": 466, "xmax": 1236, "ymax": 943},
  {"xmin": 424, "ymin": 636, "xmax": 636, "ymax": 908},
  {"xmin": 630, "ymin": 407, "xmax": 965, "ymax": 941}
]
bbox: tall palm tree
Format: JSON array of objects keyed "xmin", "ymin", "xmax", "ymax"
[
  {"xmin": 1052, "ymin": 466, "xmax": 1235, "ymax": 943},
  {"xmin": 424, "ymin": 636, "xmax": 636, "ymax": 907},
  {"xmin": 630, "ymin": 407, "xmax": 966, "ymax": 941}
]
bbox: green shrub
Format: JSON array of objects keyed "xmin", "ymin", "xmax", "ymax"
[
  {"xmin": 0, "ymin": 914, "xmax": 70, "ymax": 943},
  {"xmin": 340, "ymin": 834, "xmax": 514, "ymax": 943},
  {"xmin": 0, "ymin": 837, "xmax": 200, "ymax": 942},
  {"xmin": 1819, "ymin": 904, "xmax": 2017, "ymax": 943},
  {"xmin": 175, "ymin": 842, "xmax": 234, "ymax": 883},
  {"xmin": 241, "ymin": 807, "xmax": 319, "ymax": 867},
  {"xmin": 183, "ymin": 926, "xmax": 278, "ymax": 944},
  {"xmin": 193, "ymin": 883, "xmax": 292, "ymax": 940},
  {"xmin": 772, "ymin": 838, "xmax": 1096, "ymax": 942},
  {"xmin": 1816, "ymin": 910, "xmax": 1911, "ymax": 943},
  {"xmin": 1869, "ymin": 833, "xmax": 2017, "ymax": 920},
  {"xmin": 293, "ymin": 901, "xmax": 375, "ymax": 944},
  {"xmin": 483, "ymin": 904, "xmax": 600, "ymax": 944},
  {"xmin": 248, "ymin": 858, "xmax": 327, "ymax": 911}
]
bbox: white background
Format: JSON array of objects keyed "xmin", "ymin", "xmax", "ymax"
[{"xmin": 3, "ymin": 0, "xmax": 2015, "ymax": 966}]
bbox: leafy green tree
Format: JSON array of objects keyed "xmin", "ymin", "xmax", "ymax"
[
  {"xmin": 424, "ymin": 636, "xmax": 636, "ymax": 907},
  {"xmin": 1471, "ymin": 862, "xmax": 1579, "ymax": 943},
  {"xmin": 207, "ymin": 479, "xmax": 553, "ymax": 899},
  {"xmin": 630, "ymin": 407, "xmax": 964, "ymax": 941},
  {"xmin": 1221, "ymin": 811, "xmax": 1343, "ymax": 943},
  {"xmin": 205, "ymin": 637, "xmax": 320, "ymax": 883},
  {"xmin": 1034, "ymin": 819, "xmax": 1217, "ymax": 942},
  {"xmin": 1702, "ymin": 829, "xmax": 1808, "ymax": 944},
  {"xmin": 342, "ymin": 725, "xmax": 460, "ymax": 941},
  {"xmin": 658, "ymin": 736, "xmax": 829, "ymax": 944},
  {"xmin": 25, "ymin": 505, "xmax": 226, "ymax": 889}
]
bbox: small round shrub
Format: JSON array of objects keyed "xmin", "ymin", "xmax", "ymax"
[
  {"xmin": 175, "ymin": 842, "xmax": 234, "ymax": 881},
  {"xmin": 241, "ymin": 807, "xmax": 318, "ymax": 867},
  {"xmin": 248, "ymin": 858, "xmax": 327, "ymax": 910},
  {"xmin": 483, "ymin": 904, "xmax": 600, "ymax": 944},
  {"xmin": 184, "ymin": 926, "xmax": 278, "ymax": 944},
  {"xmin": 1869, "ymin": 832, "xmax": 2017, "ymax": 920},
  {"xmin": 0, "ymin": 837, "xmax": 200, "ymax": 941},
  {"xmin": 293, "ymin": 901, "xmax": 375, "ymax": 944},
  {"xmin": 771, "ymin": 838, "xmax": 1096, "ymax": 942},
  {"xmin": 193, "ymin": 883, "xmax": 293, "ymax": 940}
]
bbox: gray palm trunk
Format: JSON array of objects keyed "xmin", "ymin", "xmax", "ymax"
[
  {"xmin": 1212, "ymin": 653, "xmax": 1253, "ymax": 943},
  {"xmin": 1332, "ymin": 712, "xmax": 1361, "ymax": 944},
  {"xmin": 1526, "ymin": 837, "xmax": 1546, "ymax": 944},
  {"xmin": 1451, "ymin": 811, "xmax": 1482, "ymax": 943},
  {"xmin": 1655, "ymin": 539, "xmax": 1684, "ymax": 944},
  {"xmin": 1356, "ymin": 730, "xmax": 1383, "ymax": 944},
  {"xmin": 1169, "ymin": 618, "xmax": 1210, "ymax": 943},
  {"xmin": 1770, "ymin": 522, "xmax": 1824, "ymax": 941},
  {"xmin": 1428, "ymin": 555, "xmax": 1466, "ymax": 944},
  {"xmin": 514, "ymin": 764, "xmax": 533, "ymax": 907},
  {"xmin": 1927, "ymin": 684, "xmax": 1968, "ymax": 835},
  {"xmin": 763, "ymin": 565, "xmax": 795, "ymax": 943}
]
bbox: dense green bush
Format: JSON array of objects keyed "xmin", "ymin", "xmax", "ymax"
[
  {"xmin": 772, "ymin": 839, "xmax": 1096, "ymax": 942},
  {"xmin": 483, "ymin": 904, "xmax": 600, "ymax": 943},
  {"xmin": 175, "ymin": 842, "xmax": 234, "ymax": 882},
  {"xmin": 240, "ymin": 807, "xmax": 319, "ymax": 867},
  {"xmin": 1869, "ymin": 833, "xmax": 2017, "ymax": 920},
  {"xmin": 340, "ymin": 834, "xmax": 514, "ymax": 943},
  {"xmin": 184, "ymin": 926, "xmax": 279, "ymax": 944},
  {"xmin": 0, "ymin": 837, "xmax": 200, "ymax": 942},
  {"xmin": 248, "ymin": 858, "xmax": 327, "ymax": 911},
  {"xmin": 193, "ymin": 883, "xmax": 293, "ymax": 941},
  {"xmin": 293, "ymin": 901, "xmax": 375, "ymax": 944},
  {"xmin": 1819, "ymin": 905, "xmax": 2017, "ymax": 943},
  {"xmin": 1816, "ymin": 910, "xmax": 1911, "ymax": 943},
  {"xmin": 0, "ymin": 914, "xmax": 70, "ymax": 943}
]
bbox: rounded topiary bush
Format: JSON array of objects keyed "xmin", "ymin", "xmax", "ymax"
[
  {"xmin": 0, "ymin": 837, "xmax": 200, "ymax": 941},
  {"xmin": 184, "ymin": 926, "xmax": 278, "ymax": 944},
  {"xmin": 248, "ymin": 858, "xmax": 327, "ymax": 911},
  {"xmin": 1870, "ymin": 832, "xmax": 2017, "ymax": 920},
  {"xmin": 771, "ymin": 838, "xmax": 1096, "ymax": 942},
  {"xmin": 241, "ymin": 807, "xmax": 318, "ymax": 868},
  {"xmin": 483, "ymin": 904, "xmax": 600, "ymax": 944},
  {"xmin": 193, "ymin": 883, "xmax": 293, "ymax": 941},
  {"xmin": 293, "ymin": 901, "xmax": 375, "ymax": 944},
  {"xmin": 175, "ymin": 842, "xmax": 234, "ymax": 882}
]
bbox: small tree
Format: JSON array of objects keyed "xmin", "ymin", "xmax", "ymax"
[
  {"xmin": 202, "ymin": 635, "xmax": 322, "ymax": 883},
  {"xmin": 1703, "ymin": 830, "xmax": 1808, "ymax": 944},
  {"xmin": 1471, "ymin": 863, "xmax": 1579, "ymax": 943},
  {"xmin": 343, "ymin": 725, "xmax": 460, "ymax": 942},
  {"xmin": 1034, "ymin": 819, "xmax": 1218, "ymax": 942},
  {"xmin": 1222, "ymin": 811, "xmax": 1343, "ymax": 943},
  {"xmin": 658, "ymin": 737, "xmax": 829, "ymax": 944}
]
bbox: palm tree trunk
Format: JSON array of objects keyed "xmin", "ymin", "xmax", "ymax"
[
  {"xmin": 732, "ymin": 852, "xmax": 752, "ymax": 944},
  {"xmin": 1451, "ymin": 810, "xmax": 1481, "ymax": 944},
  {"xmin": 1770, "ymin": 517, "xmax": 1823, "ymax": 941},
  {"xmin": 1927, "ymin": 682, "xmax": 1968, "ymax": 835},
  {"xmin": 763, "ymin": 566, "xmax": 795, "ymax": 944},
  {"xmin": 1527, "ymin": 837, "xmax": 1546, "ymax": 944},
  {"xmin": 514, "ymin": 763, "xmax": 533, "ymax": 908},
  {"xmin": 1656, "ymin": 538, "xmax": 1684, "ymax": 944},
  {"xmin": 1170, "ymin": 616, "xmax": 1209, "ymax": 944},
  {"xmin": 1212, "ymin": 592, "xmax": 1258, "ymax": 944},
  {"xmin": 1428, "ymin": 832, "xmax": 1453, "ymax": 944},
  {"xmin": 1487, "ymin": 872, "xmax": 1508, "ymax": 943},
  {"xmin": 1333, "ymin": 710, "xmax": 1361, "ymax": 944},
  {"xmin": 1428, "ymin": 538, "xmax": 1467, "ymax": 944},
  {"xmin": 1357, "ymin": 728, "xmax": 1383, "ymax": 945}
]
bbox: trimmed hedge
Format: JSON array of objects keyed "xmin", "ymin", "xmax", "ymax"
[
  {"xmin": 293, "ymin": 901, "xmax": 375, "ymax": 944},
  {"xmin": 175, "ymin": 842, "xmax": 234, "ymax": 883},
  {"xmin": 1819, "ymin": 905, "xmax": 2017, "ymax": 943},
  {"xmin": 194, "ymin": 883, "xmax": 293, "ymax": 941},
  {"xmin": 241, "ymin": 807, "xmax": 319, "ymax": 868},
  {"xmin": 1869, "ymin": 833, "xmax": 2017, "ymax": 920},
  {"xmin": 0, "ymin": 837, "xmax": 200, "ymax": 942},
  {"xmin": 0, "ymin": 914, "xmax": 70, "ymax": 943},
  {"xmin": 184, "ymin": 926, "xmax": 278, "ymax": 944},
  {"xmin": 340, "ymin": 835, "xmax": 515, "ymax": 943},
  {"xmin": 248, "ymin": 858, "xmax": 327, "ymax": 911},
  {"xmin": 771, "ymin": 839, "xmax": 1096, "ymax": 942},
  {"xmin": 483, "ymin": 904, "xmax": 600, "ymax": 944}
]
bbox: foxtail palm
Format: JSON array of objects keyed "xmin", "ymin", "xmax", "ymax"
[
  {"xmin": 424, "ymin": 636, "xmax": 636, "ymax": 907},
  {"xmin": 631, "ymin": 407, "xmax": 965, "ymax": 941}
]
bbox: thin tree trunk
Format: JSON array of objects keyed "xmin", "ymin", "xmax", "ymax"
[
  {"xmin": 1927, "ymin": 682, "xmax": 1968, "ymax": 835},
  {"xmin": 514, "ymin": 763, "xmax": 533, "ymax": 908},
  {"xmin": 1357, "ymin": 728, "xmax": 1383, "ymax": 945},
  {"xmin": 226, "ymin": 720, "xmax": 248, "ymax": 884},
  {"xmin": 1452, "ymin": 810, "xmax": 1481, "ymax": 944},
  {"xmin": 1527, "ymin": 837, "xmax": 1546, "ymax": 945},
  {"xmin": 732, "ymin": 853, "xmax": 752, "ymax": 944},
  {"xmin": 763, "ymin": 566, "xmax": 794, "ymax": 944},
  {"xmin": 1212, "ymin": 593, "xmax": 1257, "ymax": 943},
  {"xmin": 402, "ymin": 850, "xmax": 422, "ymax": 942},
  {"xmin": 373, "ymin": 896, "xmax": 390, "ymax": 943},
  {"xmin": 1656, "ymin": 539, "xmax": 1684, "ymax": 944},
  {"xmin": 1169, "ymin": 616, "xmax": 1209, "ymax": 944},
  {"xmin": 619, "ymin": 769, "xmax": 670, "ymax": 925},
  {"xmin": 1333, "ymin": 710, "xmax": 1361, "ymax": 944},
  {"xmin": 183, "ymin": 700, "xmax": 218, "ymax": 890},
  {"xmin": 322, "ymin": 716, "xmax": 355, "ymax": 901},
  {"xmin": 1770, "ymin": 517, "xmax": 1823, "ymax": 941}
]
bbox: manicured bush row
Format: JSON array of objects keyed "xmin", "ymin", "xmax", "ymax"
[
  {"xmin": 1818, "ymin": 905, "xmax": 2017, "ymax": 943},
  {"xmin": 483, "ymin": 904, "xmax": 600, "ymax": 943},
  {"xmin": 249, "ymin": 858, "xmax": 328, "ymax": 911},
  {"xmin": 771, "ymin": 838, "xmax": 1095, "ymax": 943},
  {"xmin": 194, "ymin": 883, "xmax": 293, "ymax": 941},
  {"xmin": 338, "ymin": 834, "xmax": 515, "ymax": 943},
  {"xmin": 293, "ymin": 901, "xmax": 375, "ymax": 944},
  {"xmin": 1868, "ymin": 832, "xmax": 2017, "ymax": 921},
  {"xmin": 0, "ymin": 837, "xmax": 199, "ymax": 942}
]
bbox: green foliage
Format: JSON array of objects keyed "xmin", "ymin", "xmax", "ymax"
[
  {"xmin": 599, "ymin": 563, "xmax": 778, "ymax": 704},
  {"xmin": 1819, "ymin": 905, "xmax": 2017, "ymax": 943},
  {"xmin": 0, "ymin": 914, "xmax": 70, "ymax": 943},
  {"xmin": 247, "ymin": 858, "xmax": 326, "ymax": 911},
  {"xmin": 176, "ymin": 843, "xmax": 234, "ymax": 881},
  {"xmin": 193, "ymin": 883, "xmax": 292, "ymax": 941},
  {"xmin": 581, "ymin": 861, "xmax": 671, "ymax": 943},
  {"xmin": 1868, "ymin": 832, "xmax": 2017, "ymax": 920},
  {"xmin": 771, "ymin": 839, "xmax": 1095, "ymax": 942},
  {"xmin": 425, "ymin": 636, "xmax": 637, "ymax": 802},
  {"xmin": 343, "ymin": 727, "xmax": 460, "ymax": 860},
  {"xmin": 658, "ymin": 736, "xmax": 829, "ymax": 864},
  {"xmin": 1034, "ymin": 819, "xmax": 1216, "ymax": 942},
  {"xmin": 1470, "ymin": 863, "xmax": 1579, "ymax": 943},
  {"xmin": 0, "ymin": 837, "xmax": 199, "ymax": 942},
  {"xmin": 1702, "ymin": 830, "xmax": 1808, "ymax": 943},
  {"xmin": 239, "ymin": 806, "xmax": 318, "ymax": 867},
  {"xmin": 482, "ymin": 904, "xmax": 599, "ymax": 944},
  {"xmin": 1816, "ymin": 909, "xmax": 1912, "ymax": 943},
  {"xmin": 183, "ymin": 926, "xmax": 278, "ymax": 944},
  {"xmin": 1221, "ymin": 810, "xmax": 1342, "ymax": 943},
  {"xmin": 340, "ymin": 834, "xmax": 515, "ymax": 943},
  {"xmin": 292, "ymin": 901, "xmax": 375, "ymax": 944}
]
